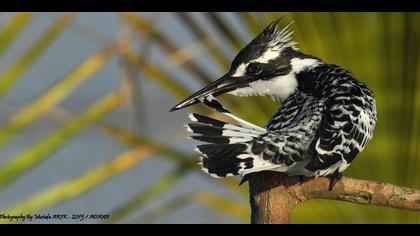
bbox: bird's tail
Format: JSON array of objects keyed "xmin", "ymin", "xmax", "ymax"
[{"xmin": 186, "ymin": 113, "xmax": 266, "ymax": 178}]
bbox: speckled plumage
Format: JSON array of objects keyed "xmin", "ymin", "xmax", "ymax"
[
  {"xmin": 173, "ymin": 18, "xmax": 377, "ymax": 189},
  {"xmin": 187, "ymin": 67, "xmax": 377, "ymax": 179}
]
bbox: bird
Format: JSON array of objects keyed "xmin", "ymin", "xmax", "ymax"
[{"xmin": 169, "ymin": 17, "xmax": 377, "ymax": 191}]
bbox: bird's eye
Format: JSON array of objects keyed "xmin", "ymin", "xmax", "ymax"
[{"xmin": 247, "ymin": 63, "xmax": 264, "ymax": 75}]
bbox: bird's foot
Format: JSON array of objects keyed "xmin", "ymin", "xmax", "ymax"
[{"xmin": 328, "ymin": 170, "xmax": 343, "ymax": 191}]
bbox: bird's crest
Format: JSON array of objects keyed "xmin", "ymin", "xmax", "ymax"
[
  {"xmin": 232, "ymin": 17, "xmax": 297, "ymax": 67},
  {"xmin": 261, "ymin": 17, "xmax": 297, "ymax": 50}
]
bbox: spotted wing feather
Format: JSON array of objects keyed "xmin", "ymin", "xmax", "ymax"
[{"xmin": 305, "ymin": 68, "xmax": 377, "ymax": 176}]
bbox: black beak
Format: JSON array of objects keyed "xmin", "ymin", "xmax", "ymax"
[{"xmin": 170, "ymin": 73, "xmax": 239, "ymax": 112}]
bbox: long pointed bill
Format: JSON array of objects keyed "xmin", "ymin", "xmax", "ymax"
[{"xmin": 170, "ymin": 73, "xmax": 237, "ymax": 112}]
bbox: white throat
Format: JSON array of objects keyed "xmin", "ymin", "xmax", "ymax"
[{"xmin": 228, "ymin": 58, "xmax": 320, "ymax": 101}]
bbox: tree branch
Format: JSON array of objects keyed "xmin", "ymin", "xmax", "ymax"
[{"xmin": 248, "ymin": 172, "xmax": 420, "ymax": 224}]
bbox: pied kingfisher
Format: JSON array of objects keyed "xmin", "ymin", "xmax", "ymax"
[{"xmin": 170, "ymin": 18, "xmax": 377, "ymax": 190}]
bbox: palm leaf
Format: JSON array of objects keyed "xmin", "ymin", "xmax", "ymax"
[
  {"xmin": 99, "ymin": 122, "xmax": 249, "ymax": 194},
  {"xmin": 117, "ymin": 45, "xmax": 191, "ymax": 101},
  {"xmin": 175, "ymin": 12, "xmax": 231, "ymax": 71},
  {"xmin": 46, "ymin": 108, "xmax": 248, "ymax": 196},
  {"xmin": 131, "ymin": 193, "xmax": 195, "ymax": 223},
  {"xmin": 0, "ymin": 12, "xmax": 35, "ymax": 59},
  {"xmin": 193, "ymin": 192, "xmax": 249, "ymax": 222},
  {"xmin": 1, "ymin": 143, "xmax": 156, "ymax": 220},
  {"xmin": 98, "ymin": 122, "xmax": 191, "ymax": 163},
  {"xmin": 205, "ymin": 13, "xmax": 244, "ymax": 52},
  {"xmin": 108, "ymin": 165, "xmax": 188, "ymax": 223},
  {"xmin": 0, "ymin": 44, "xmax": 116, "ymax": 149},
  {"xmin": 238, "ymin": 12, "xmax": 264, "ymax": 36},
  {"xmin": 0, "ymin": 13, "xmax": 76, "ymax": 99},
  {"xmin": 119, "ymin": 12, "xmax": 214, "ymax": 84},
  {"xmin": 0, "ymin": 90, "xmax": 126, "ymax": 190},
  {"xmin": 132, "ymin": 192, "xmax": 249, "ymax": 223}
]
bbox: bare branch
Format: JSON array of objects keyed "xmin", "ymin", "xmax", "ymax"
[{"xmin": 248, "ymin": 172, "xmax": 420, "ymax": 224}]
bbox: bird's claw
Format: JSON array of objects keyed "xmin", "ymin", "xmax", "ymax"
[{"xmin": 328, "ymin": 170, "xmax": 343, "ymax": 191}]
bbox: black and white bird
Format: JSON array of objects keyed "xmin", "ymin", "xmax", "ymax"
[{"xmin": 170, "ymin": 18, "xmax": 377, "ymax": 190}]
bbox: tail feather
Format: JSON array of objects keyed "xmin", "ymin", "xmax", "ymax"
[
  {"xmin": 190, "ymin": 135, "xmax": 230, "ymax": 144},
  {"xmin": 186, "ymin": 122, "xmax": 224, "ymax": 136},
  {"xmin": 198, "ymin": 95, "xmax": 266, "ymax": 133},
  {"xmin": 186, "ymin": 122, "xmax": 259, "ymax": 138},
  {"xmin": 187, "ymin": 113, "xmax": 262, "ymax": 135},
  {"xmin": 197, "ymin": 143, "xmax": 248, "ymax": 157},
  {"xmin": 184, "ymin": 95, "xmax": 308, "ymax": 179},
  {"xmin": 188, "ymin": 113, "xmax": 227, "ymax": 127},
  {"xmin": 186, "ymin": 112, "xmax": 272, "ymax": 177},
  {"xmin": 191, "ymin": 135, "xmax": 252, "ymax": 144}
]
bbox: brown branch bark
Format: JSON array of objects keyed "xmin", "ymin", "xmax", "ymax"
[{"xmin": 248, "ymin": 172, "xmax": 420, "ymax": 224}]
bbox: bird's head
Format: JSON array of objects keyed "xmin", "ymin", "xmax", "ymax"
[{"xmin": 170, "ymin": 17, "xmax": 321, "ymax": 112}]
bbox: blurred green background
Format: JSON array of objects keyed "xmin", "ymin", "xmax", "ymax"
[{"xmin": 0, "ymin": 12, "xmax": 419, "ymax": 224}]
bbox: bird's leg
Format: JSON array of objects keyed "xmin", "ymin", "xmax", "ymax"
[{"xmin": 328, "ymin": 170, "xmax": 343, "ymax": 191}]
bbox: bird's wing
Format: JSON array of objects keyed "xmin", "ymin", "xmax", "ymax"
[
  {"xmin": 305, "ymin": 82, "xmax": 377, "ymax": 174},
  {"xmin": 186, "ymin": 95, "xmax": 324, "ymax": 177},
  {"xmin": 265, "ymin": 91, "xmax": 313, "ymax": 130}
]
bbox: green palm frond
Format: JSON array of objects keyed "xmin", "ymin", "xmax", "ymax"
[
  {"xmin": 120, "ymin": 12, "xmax": 214, "ymax": 84},
  {"xmin": 0, "ymin": 12, "xmax": 35, "ymax": 59},
  {"xmin": 1, "ymin": 143, "xmax": 154, "ymax": 220},
  {"xmin": 0, "ymin": 90, "xmax": 125, "ymax": 190},
  {"xmin": 0, "ymin": 45, "xmax": 116, "ymax": 149},
  {"xmin": 0, "ymin": 13, "xmax": 75, "ymax": 99},
  {"xmin": 108, "ymin": 165, "xmax": 188, "ymax": 223}
]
